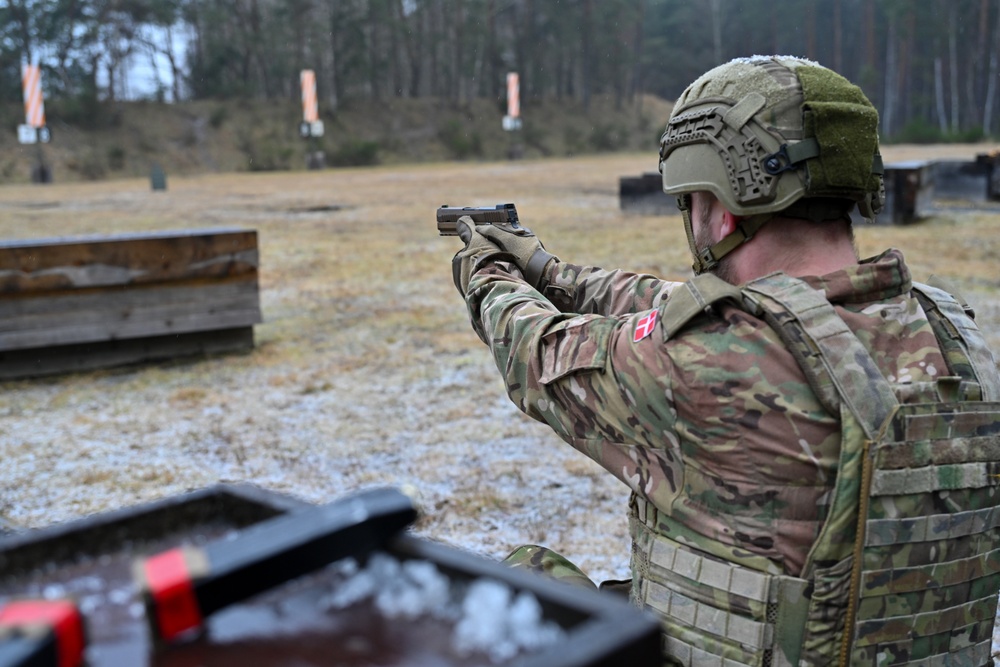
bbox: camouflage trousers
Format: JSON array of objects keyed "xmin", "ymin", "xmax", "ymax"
[{"xmin": 501, "ymin": 544, "xmax": 631, "ymax": 596}]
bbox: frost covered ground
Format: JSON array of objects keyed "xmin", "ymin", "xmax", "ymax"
[{"xmin": 1, "ymin": 150, "xmax": 1000, "ymax": 650}]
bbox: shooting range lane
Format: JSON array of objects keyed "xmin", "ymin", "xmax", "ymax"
[{"xmin": 0, "ymin": 149, "xmax": 999, "ymax": 600}]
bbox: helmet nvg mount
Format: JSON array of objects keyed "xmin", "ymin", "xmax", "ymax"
[{"xmin": 659, "ymin": 55, "xmax": 885, "ymax": 274}]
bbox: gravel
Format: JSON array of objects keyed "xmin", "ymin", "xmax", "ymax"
[{"xmin": 0, "ymin": 330, "xmax": 633, "ymax": 583}]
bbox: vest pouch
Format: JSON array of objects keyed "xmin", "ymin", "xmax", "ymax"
[
  {"xmin": 631, "ymin": 504, "xmax": 811, "ymax": 667},
  {"xmin": 797, "ymin": 555, "xmax": 854, "ymax": 666}
]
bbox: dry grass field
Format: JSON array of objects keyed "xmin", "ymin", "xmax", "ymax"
[{"xmin": 2, "ymin": 145, "xmax": 1000, "ymax": 587}]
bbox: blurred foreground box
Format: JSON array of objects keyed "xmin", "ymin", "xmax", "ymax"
[{"xmin": 0, "ymin": 484, "xmax": 662, "ymax": 667}]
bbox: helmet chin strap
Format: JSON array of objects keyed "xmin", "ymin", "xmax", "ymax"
[{"xmin": 677, "ymin": 194, "xmax": 773, "ymax": 275}]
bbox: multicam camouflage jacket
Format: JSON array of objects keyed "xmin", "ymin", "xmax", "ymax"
[
  {"xmin": 466, "ymin": 247, "xmax": 1000, "ymax": 666},
  {"xmin": 465, "ymin": 248, "xmax": 947, "ymax": 578}
]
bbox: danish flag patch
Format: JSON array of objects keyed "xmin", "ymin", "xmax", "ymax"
[{"xmin": 633, "ymin": 310, "xmax": 658, "ymax": 343}]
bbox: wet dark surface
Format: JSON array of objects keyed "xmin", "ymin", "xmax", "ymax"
[{"xmin": 0, "ymin": 531, "xmax": 500, "ymax": 667}]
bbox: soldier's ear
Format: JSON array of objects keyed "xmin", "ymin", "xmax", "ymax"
[{"xmin": 721, "ymin": 210, "xmax": 742, "ymax": 237}]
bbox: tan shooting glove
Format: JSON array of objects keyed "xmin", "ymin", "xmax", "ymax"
[
  {"xmin": 475, "ymin": 222, "xmax": 558, "ymax": 290},
  {"xmin": 452, "ymin": 217, "xmax": 509, "ymax": 296}
]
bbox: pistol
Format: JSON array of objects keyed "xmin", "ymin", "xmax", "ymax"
[{"xmin": 436, "ymin": 203, "xmax": 519, "ymax": 236}]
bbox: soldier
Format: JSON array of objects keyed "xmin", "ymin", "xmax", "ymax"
[{"xmin": 450, "ymin": 56, "xmax": 1000, "ymax": 666}]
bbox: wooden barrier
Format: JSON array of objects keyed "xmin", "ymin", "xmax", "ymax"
[
  {"xmin": 619, "ymin": 172, "xmax": 673, "ymax": 214},
  {"xmin": 0, "ymin": 228, "xmax": 261, "ymax": 379},
  {"xmin": 878, "ymin": 160, "xmax": 935, "ymax": 225},
  {"xmin": 976, "ymin": 152, "xmax": 1000, "ymax": 201},
  {"xmin": 931, "ymin": 159, "xmax": 991, "ymax": 200}
]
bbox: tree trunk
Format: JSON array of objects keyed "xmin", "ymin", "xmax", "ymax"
[
  {"xmin": 9, "ymin": 0, "xmax": 34, "ymax": 65},
  {"xmin": 833, "ymin": 0, "xmax": 843, "ymax": 73},
  {"xmin": 770, "ymin": 1, "xmax": 778, "ymax": 54},
  {"xmin": 487, "ymin": 0, "xmax": 498, "ymax": 100},
  {"xmin": 864, "ymin": 0, "xmax": 876, "ymax": 72},
  {"xmin": 581, "ymin": 0, "xmax": 593, "ymax": 109},
  {"xmin": 709, "ymin": 0, "xmax": 722, "ymax": 63},
  {"xmin": 976, "ymin": 0, "xmax": 990, "ymax": 116},
  {"xmin": 897, "ymin": 7, "xmax": 914, "ymax": 128},
  {"xmin": 949, "ymin": 2, "xmax": 960, "ymax": 133},
  {"xmin": 368, "ymin": 0, "xmax": 381, "ymax": 100},
  {"xmin": 390, "ymin": 0, "xmax": 403, "ymax": 97},
  {"xmin": 883, "ymin": 17, "xmax": 897, "ymax": 138},
  {"xmin": 325, "ymin": 3, "xmax": 338, "ymax": 111},
  {"xmin": 935, "ymin": 57, "xmax": 948, "ymax": 134},
  {"xmin": 805, "ymin": 1, "xmax": 817, "ymax": 61},
  {"xmin": 429, "ymin": 0, "xmax": 440, "ymax": 97},
  {"xmin": 158, "ymin": 25, "xmax": 183, "ymax": 102},
  {"xmin": 451, "ymin": 0, "xmax": 463, "ymax": 102},
  {"xmin": 983, "ymin": 2, "xmax": 1000, "ymax": 136},
  {"xmin": 630, "ymin": 0, "xmax": 645, "ymax": 106}
]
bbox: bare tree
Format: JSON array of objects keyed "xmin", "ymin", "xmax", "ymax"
[
  {"xmin": 947, "ymin": 1, "xmax": 959, "ymax": 133},
  {"xmin": 935, "ymin": 57, "xmax": 948, "ymax": 133},
  {"xmin": 883, "ymin": 15, "xmax": 897, "ymax": 137},
  {"xmin": 984, "ymin": 1, "xmax": 1000, "ymax": 136},
  {"xmin": 833, "ymin": 0, "xmax": 843, "ymax": 73},
  {"xmin": 709, "ymin": 0, "xmax": 722, "ymax": 64}
]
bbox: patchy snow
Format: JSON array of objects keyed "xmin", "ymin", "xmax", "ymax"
[{"xmin": 0, "ymin": 347, "xmax": 633, "ymax": 585}]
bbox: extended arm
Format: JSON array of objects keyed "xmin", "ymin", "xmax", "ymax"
[
  {"xmin": 541, "ymin": 261, "xmax": 682, "ymax": 317},
  {"xmin": 462, "ymin": 215, "xmax": 681, "ymax": 317},
  {"xmin": 464, "ymin": 261, "xmax": 681, "ymax": 501}
]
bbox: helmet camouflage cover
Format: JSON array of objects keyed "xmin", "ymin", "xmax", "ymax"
[{"xmin": 659, "ymin": 56, "xmax": 886, "ymax": 272}]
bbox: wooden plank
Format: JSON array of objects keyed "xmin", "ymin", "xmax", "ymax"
[
  {"xmin": 0, "ymin": 228, "xmax": 258, "ymax": 295},
  {"xmin": 0, "ymin": 282, "xmax": 261, "ymax": 350},
  {"xmin": 0, "ymin": 278, "xmax": 258, "ymax": 319},
  {"xmin": 0, "ymin": 328, "xmax": 255, "ymax": 380},
  {"xmin": 0, "ymin": 308, "xmax": 262, "ymax": 350}
]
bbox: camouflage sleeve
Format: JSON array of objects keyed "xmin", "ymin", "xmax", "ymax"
[
  {"xmin": 541, "ymin": 261, "xmax": 682, "ymax": 316},
  {"xmin": 466, "ymin": 261, "xmax": 680, "ymax": 498}
]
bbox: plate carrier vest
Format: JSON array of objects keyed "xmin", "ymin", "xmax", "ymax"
[{"xmin": 629, "ymin": 272, "xmax": 1000, "ymax": 666}]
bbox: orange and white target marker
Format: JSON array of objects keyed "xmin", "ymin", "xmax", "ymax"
[
  {"xmin": 301, "ymin": 69, "xmax": 318, "ymax": 123},
  {"xmin": 506, "ymin": 72, "xmax": 520, "ymax": 119},
  {"xmin": 22, "ymin": 63, "xmax": 45, "ymax": 128}
]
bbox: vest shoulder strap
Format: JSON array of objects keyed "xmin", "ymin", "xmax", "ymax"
[
  {"xmin": 659, "ymin": 272, "xmax": 745, "ymax": 340},
  {"xmin": 912, "ymin": 281, "xmax": 1000, "ymax": 401},
  {"xmin": 742, "ymin": 273, "xmax": 900, "ymax": 440}
]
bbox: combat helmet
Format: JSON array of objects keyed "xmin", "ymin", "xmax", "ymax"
[{"xmin": 659, "ymin": 55, "xmax": 885, "ymax": 274}]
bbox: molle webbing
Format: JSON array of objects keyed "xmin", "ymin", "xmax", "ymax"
[
  {"xmin": 846, "ymin": 402, "xmax": 1000, "ymax": 666},
  {"xmin": 631, "ymin": 497, "xmax": 809, "ymax": 667}
]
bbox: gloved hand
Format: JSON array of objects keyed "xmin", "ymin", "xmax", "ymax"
[
  {"xmin": 452, "ymin": 217, "xmax": 509, "ymax": 296},
  {"xmin": 475, "ymin": 222, "xmax": 558, "ymax": 290}
]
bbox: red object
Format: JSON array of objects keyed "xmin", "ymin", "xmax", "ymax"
[
  {"xmin": 633, "ymin": 311, "xmax": 658, "ymax": 342},
  {"xmin": 0, "ymin": 600, "xmax": 85, "ymax": 667},
  {"xmin": 142, "ymin": 549, "xmax": 203, "ymax": 641}
]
